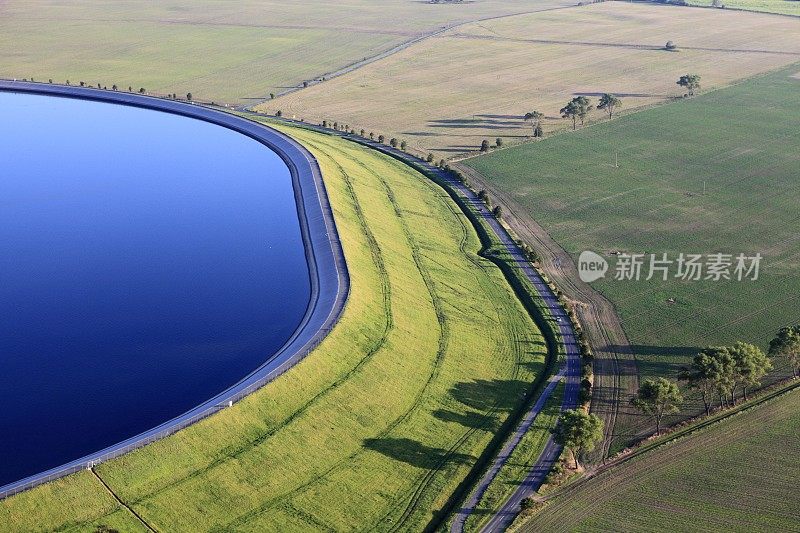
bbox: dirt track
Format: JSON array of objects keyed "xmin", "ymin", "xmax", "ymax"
[{"xmin": 454, "ymin": 163, "xmax": 641, "ymax": 459}]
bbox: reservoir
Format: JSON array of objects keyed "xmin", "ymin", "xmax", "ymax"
[{"xmin": 0, "ymin": 92, "xmax": 312, "ymax": 486}]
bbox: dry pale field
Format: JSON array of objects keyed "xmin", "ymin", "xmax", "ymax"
[
  {"xmin": 0, "ymin": 0, "xmax": 574, "ymax": 103},
  {"xmin": 258, "ymin": 1, "xmax": 800, "ymax": 157}
]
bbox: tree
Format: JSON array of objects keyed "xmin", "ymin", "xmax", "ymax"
[
  {"xmin": 524, "ymin": 111, "xmax": 544, "ymax": 122},
  {"xmin": 400, "ymin": 140, "xmax": 407, "ymax": 151},
  {"xmin": 111, "ymin": 84, "xmax": 117, "ymax": 91},
  {"xmin": 369, "ymin": 132, "xmax": 375, "ymax": 140},
  {"xmin": 686, "ymin": 348, "xmax": 732, "ymax": 415},
  {"xmin": 493, "ymin": 205, "xmax": 502, "ymax": 218},
  {"xmin": 519, "ymin": 497, "xmax": 538, "ymax": 517},
  {"xmin": 729, "ymin": 342, "xmax": 771, "ymax": 401},
  {"xmin": 138, "ymin": 87, "xmax": 146, "ymax": 94},
  {"xmin": 275, "ymin": 110, "xmax": 282, "ymax": 117},
  {"xmin": 677, "ymin": 74, "xmax": 701, "ymax": 96},
  {"xmin": 551, "ymin": 409, "xmax": 604, "ymax": 469},
  {"xmin": 495, "ymin": 137, "xmax": 503, "ymax": 148},
  {"xmin": 597, "ymin": 93, "xmax": 622, "ymax": 119},
  {"xmin": 560, "ymin": 96, "xmax": 593, "ymax": 130},
  {"xmin": 322, "ymin": 120, "xmax": 328, "ymax": 128},
  {"xmin": 378, "ymin": 134, "xmax": 385, "ymax": 143},
  {"xmin": 769, "ymin": 325, "xmax": 800, "ymax": 378},
  {"xmin": 533, "ymin": 123, "xmax": 543, "ymax": 138},
  {"xmin": 480, "ymin": 139, "xmax": 490, "ymax": 152},
  {"xmin": 186, "ymin": 92, "xmax": 192, "ymax": 101},
  {"xmin": 631, "ymin": 378, "xmax": 682, "ymax": 435},
  {"xmin": 389, "ymin": 138, "xmax": 398, "ymax": 148},
  {"xmin": 426, "ymin": 153, "xmax": 434, "ymax": 163},
  {"xmin": 270, "ymin": 93, "xmax": 275, "ymax": 99},
  {"xmin": 360, "ymin": 129, "xmax": 366, "ymax": 137},
  {"xmin": 665, "ymin": 40, "xmax": 677, "ymax": 51}
]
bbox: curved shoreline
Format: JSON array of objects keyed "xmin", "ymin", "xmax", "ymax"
[{"xmin": 0, "ymin": 81, "xmax": 350, "ymax": 499}]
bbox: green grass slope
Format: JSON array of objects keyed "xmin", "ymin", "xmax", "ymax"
[
  {"xmin": 516, "ymin": 385, "xmax": 800, "ymax": 532},
  {"xmin": 465, "ymin": 65, "xmax": 800, "ymax": 382},
  {"xmin": 0, "ymin": 125, "xmax": 550, "ymax": 531}
]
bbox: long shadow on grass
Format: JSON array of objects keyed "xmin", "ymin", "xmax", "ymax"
[{"xmin": 363, "ymin": 438, "xmax": 473, "ymax": 469}]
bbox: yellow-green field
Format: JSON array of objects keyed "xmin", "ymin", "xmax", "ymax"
[
  {"xmin": 0, "ymin": 124, "xmax": 551, "ymax": 531},
  {"xmin": 258, "ymin": 2, "xmax": 800, "ymax": 157},
  {"xmin": 515, "ymin": 385, "xmax": 800, "ymax": 532},
  {"xmin": 0, "ymin": 0, "xmax": 574, "ymax": 103}
]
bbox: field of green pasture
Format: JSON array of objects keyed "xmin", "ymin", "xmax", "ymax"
[
  {"xmin": 0, "ymin": 0, "xmax": 571, "ymax": 103},
  {"xmin": 466, "ymin": 65, "xmax": 800, "ymax": 419},
  {"xmin": 0, "ymin": 124, "xmax": 551, "ymax": 531},
  {"xmin": 516, "ymin": 385, "xmax": 800, "ymax": 532}
]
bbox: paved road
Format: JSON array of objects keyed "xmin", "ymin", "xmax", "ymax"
[
  {"xmin": 364, "ymin": 136, "xmax": 581, "ymax": 533},
  {"xmin": 248, "ymin": 116, "xmax": 582, "ymax": 532},
  {"xmin": 0, "ymin": 82, "xmax": 350, "ymax": 500}
]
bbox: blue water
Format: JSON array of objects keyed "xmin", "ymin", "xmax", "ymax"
[{"xmin": 0, "ymin": 92, "xmax": 311, "ymax": 486}]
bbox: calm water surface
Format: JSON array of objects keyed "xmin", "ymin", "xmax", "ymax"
[{"xmin": 0, "ymin": 92, "xmax": 311, "ymax": 486}]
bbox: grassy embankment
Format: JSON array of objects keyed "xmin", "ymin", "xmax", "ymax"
[
  {"xmin": 465, "ymin": 65, "xmax": 800, "ymax": 444},
  {"xmin": 462, "ymin": 382, "xmax": 565, "ymax": 532},
  {"xmin": 0, "ymin": 124, "xmax": 556, "ymax": 531},
  {"xmin": 514, "ymin": 382, "xmax": 800, "ymax": 532},
  {"xmin": 259, "ymin": 2, "xmax": 800, "ymax": 157}
]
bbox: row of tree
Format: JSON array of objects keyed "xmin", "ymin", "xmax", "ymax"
[{"xmin": 552, "ymin": 324, "xmax": 800, "ymax": 469}]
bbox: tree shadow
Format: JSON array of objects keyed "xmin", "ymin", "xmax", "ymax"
[
  {"xmin": 433, "ymin": 409, "xmax": 500, "ymax": 431},
  {"xmin": 449, "ymin": 378, "xmax": 529, "ymax": 412},
  {"xmin": 363, "ymin": 437, "xmax": 473, "ymax": 469}
]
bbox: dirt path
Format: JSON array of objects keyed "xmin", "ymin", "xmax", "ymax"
[
  {"xmin": 239, "ymin": 3, "xmax": 579, "ymax": 109},
  {"xmin": 453, "ymin": 163, "xmax": 641, "ymax": 460}
]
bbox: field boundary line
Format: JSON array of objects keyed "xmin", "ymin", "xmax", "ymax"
[{"xmin": 91, "ymin": 468, "xmax": 156, "ymax": 533}]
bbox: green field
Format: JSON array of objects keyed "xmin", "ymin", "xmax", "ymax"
[
  {"xmin": 466, "ymin": 66, "xmax": 800, "ymax": 439},
  {"xmin": 516, "ymin": 385, "xmax": 800, "ymax": 532},
  {"xmin": 688, "ymin": 0, "xmax": 800, "ymax": 16},
  {"xmin": 0, "ymin": 123, "xmax": 555, "ymax": 531},
  {"xmin": 0, "ymin": 0, "xmax": 571, "ymax": 103}
]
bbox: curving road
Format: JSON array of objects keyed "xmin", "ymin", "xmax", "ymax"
[
  {"xmin": 352, "ymin": 133, "xmax": 582, "ymax": 533},
  {"xmin": 246, "ymin": 114, "xmax": 582, "ymax": 532},
  {"xmin": 0, "ymin": 81, "xmax": 350, "ymax": 500}
]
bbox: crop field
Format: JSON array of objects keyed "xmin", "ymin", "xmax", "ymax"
[
  {"xmin": 688, "ymin": 0, "xmax": 800, "ymax": 17},
  {"xmin": 516, "ymin": 386, "xmax": 800, "ymax": 532},
  {"xmin": 0, "ymin": 123, "xmax": 554, "ymax": 531},
  {"xmin": 258, "ymin": 2, "xmax": 800, "ymax": 158},
  {"xmin": 466, "ymin": 65, "xmax": 800, "ymax": 440},
  {"xmin": 0, "ymin": 0, "xmax": 574, "ymax": 104}
]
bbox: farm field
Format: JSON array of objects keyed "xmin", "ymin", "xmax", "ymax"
[
  {"xmin": 0, "ymin": 124, "xmax": 553, "ymax": 531},
  {"xmin": 688, "ymin": 0, "xmax": 800, "ymax": 16},
  {"xmin": 0, "ymin": 0, "xmax": 574, "ymax": 104},
  {"xmin": 516, "ymin": 386, "xmax": 800, "ymax": 532},
  {"xmin": 465, "ymin": 65, "xmax": 800, "ymax": 440},
  {"xmin": 257, "ymin": 1, "xmax": 800, "ymax": 157}
]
